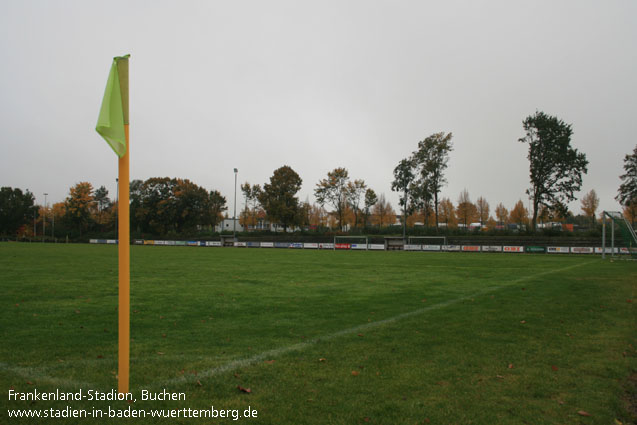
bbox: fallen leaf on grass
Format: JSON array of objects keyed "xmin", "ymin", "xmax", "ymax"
[
  {"xmin": 358, "ymin": 333, "xmax": 364, "ymax": 337},
  {"xmin": 421, "ymin": 298, "xmax": 427, "ymax": 302},
  {"xmin": 496, "ymin": 375, "xmax": 505, "ymax": 379},
  {"xmin": 577, "ymin": 410, "xmax": 591, "ymax": 416},
  {"xmin": 97, "ymin": 355, "xmax": 103, "ymax": 359},
  {"xmin": 196, "ymin": 380, "xmax": 202, "ymax": 387},
  {"xmin": 520, "ymin": 320, "xmax": 526, "ymax": 324},
  {"xmin": 26, "ymin": 381, "xmax": 34, "ymax": 385},
  {"xmin": 264, "ymin": 360, "xmax": 275, "ymax": 364},
  {"xmin": 157, "ymin": 352, "xmax": 165, "ymax": 356},
  {"xmin": 627, "ymin": 299, "xmax": 632, "ymax": 303},
  {"xmin": 436, "ymin": 381, "xmax": 449, "ymax": 386},
  {"xmin": 237, "ymin": 385, "xmax": 251, "ymax": 393},
  {"xmin": 233, "ymin": 373, "xmax": 240, "ymax": 379},
  {"xmin": 508, "ymin": 364, "xmax": 514, "ymax": 369},
  {"xmin": 551, "ymin": 365, "xmax": 559, "ymax": 371},
  {"xmin": 318, "ymin": 358, "xmax": 326, "ymax": 362},
  {"xmin": 351, "ymin": 371, "xmax": 360, "ymax": 376}
]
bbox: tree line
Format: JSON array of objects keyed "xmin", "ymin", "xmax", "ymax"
[{"xmin": 2, "ymin": 111, "xmax": 636, "ymax": 238}]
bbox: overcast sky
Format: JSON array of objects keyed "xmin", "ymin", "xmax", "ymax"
[{"xmin": 1, "ymin": 0, "xmax": 635, "ymax": 218}]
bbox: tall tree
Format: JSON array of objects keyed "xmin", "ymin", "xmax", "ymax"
[
  {"xmin": 240, "ymin": 183, "xmax": 262, "ymax": 231},
  {"xmin": 412, "ymin": 132, "xmax": 453, "ymax": 227},
  {"xmin": 64, "ymin": 182, "xmax": 94, "ymax": 235},
  {"xmin": 363, "ymin": 188, "xmax": 377, "ymax": 229},
  {"xmin": 371, "ymin": 194, "xmax": 395, "ymax": 227},
  {"xmin": 495, "ymin": 203, "xmax": 508, "ymax": 225},
  {"xmin": 208, "ymin": 190, "xmax": 227, "ymax": 230},
  {"xmin": 259, "ymin": 165, "xmax": 303, "ymax": 232},
  {"xmin": 580, "ymin": 189, "xmax": 599, "ymax": 226},
  {"xmin": 509, "ymin": 200, "xmax": 529, "ymax": 227},
  {"xmin": 456, "ymin": 189, "xmax": 478, "ymax": 228},
  {"xmin": 391, "ymin": 158, "xmax": 416, "ymax": 238},
  {"xmin": 438, "ymin": 197, "xmax": 456, "ymax": 228},
  {"xmin": 476, "ymin": 196, "xmax": 490, "ymax": 225},
  {"xmin": 346, "ymin": 179, "xmax": 367, "ymax": 229},
  {"xmin": 518, "ymin": 111, "xmax": 588, "ymax": 230},
  {"xmin": 616, "ymin": 145, "xmax": 637, "ymax": 210},
  {"xmin": 314, "ymin": 167, "xmax": 350, "ymax": 231},
  {"xmin": 0, "ymin": 187, "xmax": 37, "ymax": 236}
]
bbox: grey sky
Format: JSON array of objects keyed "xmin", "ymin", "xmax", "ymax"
[{"xmin": 1, "ymin": 0, "xmax": 635, "ymax": 218}]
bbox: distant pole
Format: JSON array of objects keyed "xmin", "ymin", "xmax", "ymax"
[
  {"xmin": 602, "ymin": 212, "xmax": 606, "ymax": 259},
  {"xmin": 233, "ymin": 168, "xmax": 238, "ymax": 239},
  {"xmin": 43, "ymin": 193, "xmax": 48, "ymax": 242}
]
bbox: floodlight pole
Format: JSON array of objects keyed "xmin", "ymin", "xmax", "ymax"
[
  {"xmin": 43, "ymin": 193, "xmax": 48, "ymax": 242},
  {"xmin": 233, "ymin": 168, "xmax": 238, "ymax": 239},
  {"xmin": 602, "ymin": 212, "xmax": 606, "ymax": 259}
]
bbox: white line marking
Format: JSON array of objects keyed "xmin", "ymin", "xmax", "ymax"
[{"xmin": 155, "ymin": 259, "xmax": 595, "ymax": 387}]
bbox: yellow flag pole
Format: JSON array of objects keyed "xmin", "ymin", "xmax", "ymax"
[{"xmin": 117, "ymin": 57, "xmax": 130, "ymax": 394}]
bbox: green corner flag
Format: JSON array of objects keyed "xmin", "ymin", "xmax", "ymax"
[{"xmin": 96, "ymin": 55, "xmax": 130, "ymax": 157}]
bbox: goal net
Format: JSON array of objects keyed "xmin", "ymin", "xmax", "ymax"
[{"xmin": 334, "ymin": 235, "xmax": 369, "ymax": 250}]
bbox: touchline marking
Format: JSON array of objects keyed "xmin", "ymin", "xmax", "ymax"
[{"xmin": 155, "ymin": 259, "xmax": 595, "ymax": 388}]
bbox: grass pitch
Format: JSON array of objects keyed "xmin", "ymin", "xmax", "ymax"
[{"xmin": 1, "ymin": 243, "xmax": 635, "ymax": 424}]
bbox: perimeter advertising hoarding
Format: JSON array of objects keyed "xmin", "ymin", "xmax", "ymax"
[
  {"xmin": 274, "ymin": 242, "xmax": 289, "ymax": 248},
  {"xmin": 570, "ymin": 247, "xmax": 594, "ymax": 254},
  {"xmin": 246, "ymin": 242, "xmax": 260, "ymax": 248},
  {"xmin": 547, "ymin": 246, "xmax": 570, "ymax": 253},
  {"xmin": 319, "ymin": 243, "xmax": 335, "ymax": 249},
  {"xmin": 351, "ymin": 244, "xmax": 368, "ymax": 250},
  {"xmin": 422, "ymin": 245, "xmax": 441, "ymax": 251},
  {"xmin": 369, "ymin": 244, "xmax": 385, "ymax": 250},
  {"xmin": 335, "ymin": 243, "xmax": 351, "ymax": 250},
  {"xmin": 290, "ymin": 243, "xmax": 303, "ymax": 249},
  {"xmin": 481, "ymin": 246, "xmax": 502, "ymax": 252},
  {"xmin": 461, "ymin": 246, "xmax": 480, "ymax": 252},
  {"xmin": 503, "ymin": 246, "xmax": 524, "ymax": 253},
  {"xmin": 442, "ymin": 245, "xmax": 461, "ymax": 251},
  {"xmin": 303, "ymin": 243, "xmax": 319, "ymax": 249},
  {"xmin": 404, "ymin": 244, "xmax": 422, "ymax": 251},
  {"xmin": 205, "ymin": 241, "xmax": 222, "ymax": 247},
  {"xmin": 525, "ymin": 246, "xmax": 546, "ymax": 253},
  {"xmin": 260, "ymin": 242, "xmax": 274, "ymax": 248},
  {"xmin": 594, "ymin": 247, "xmax": 618, "ymax": 254}
]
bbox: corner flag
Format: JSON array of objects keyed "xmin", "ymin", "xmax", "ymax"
[{"xmin": 96, "ymin": 54, "xmax": 131, "ymax": 394}]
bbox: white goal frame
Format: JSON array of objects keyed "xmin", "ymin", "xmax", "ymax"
[
  {"xmin": 407, "ymin": 236, "xmax": 447, "ymax": 246},
  {"xmin": 334, "ymin": 235, "xmax": 369, "ymax": 250}
]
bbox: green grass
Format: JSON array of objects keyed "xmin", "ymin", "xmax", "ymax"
[{"xmin": 1, "ymin": 243, "xmax": 635, "ymax": 424}]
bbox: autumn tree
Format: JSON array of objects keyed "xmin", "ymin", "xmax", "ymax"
[
  {"xmin": 391, "ymin": 158, "xmax": 416, "ymax": 238},
  {"xmin": 519, "ymin": 111, "xmax": 588, "ymax": 230},
  {"xmin": 412, "ymin": 132, "xmax": 453, "ymax": 227},
  {"xmin": 0, "ymin": 187, "xmax": 38, "ymax": 236},
  {"xmin": 346, "ymin": 179, "xmax": 367, "ymax": 229},
  {"xmin": 580, "ymin": 189, "xmax": 599, "ymax": 226},
  {"xmin": 476, "ymin": 196, "xmax": 490, "ymax": 225},
  {"xmin": 509, "ymin": 200, "xmax": 529, "ymax": 227},
  {"xmin": 623, "ymin": 201, "xmax": 637, "ymax": 227},
  {"xmin": 495, "ymin": 203, "xmax": 508, "ymax": 225},
  {"xmin": 208, "ymin": 190, "xmax": 227, "ymax": 230},
  {"xmin": 259, "ymin": 165, "xmax": 303, "ymax": 232},
  {"xmin": 371, "ymin": 194, "xmax": 396, "ymax": 227},
  {"xmin": 240, "ymin": 183, "xmax": 262, "ymax": 231},
  {"xmin": 64, "ymin": 182, "xmax": 94, "ymax": 235},
  {"xmin": 314, "ymin": 167, "xmax": 350, "ymax": 231},
  {"xmin": 616, "ymin": 145, "xmax": 637, "ymax": 213},
  {"xmin": 363, "ymin": 189, "xmax": 377, "ymax": 229},
  {"xmin": 438, "ymin": 197, "xmax": 457, "ymax": 228},
  {"xmin": 456, "ymin": 189, "xmax": 478, "ymax": 228}
]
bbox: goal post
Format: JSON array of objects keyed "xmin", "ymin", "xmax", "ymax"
[
  {"xmin": 334, "ymin": 235, "xmax": 369, "ymax": 250},
  {"xmin": 407, "ymin": 236, "xmax": 447, "ymax": 247}
]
